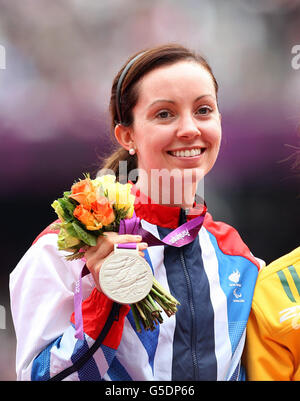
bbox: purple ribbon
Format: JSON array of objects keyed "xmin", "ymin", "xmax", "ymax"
[
  {"xmin": 118, "ymin": 211, "xmax": 205, "ymax": 248},
  {"xmin": 74, "ymin": 264, "xmax": 89, "ymax": 340},
  {"xmin": 74, "ymin": 210, "xmax": 206, "ymax": 340}
]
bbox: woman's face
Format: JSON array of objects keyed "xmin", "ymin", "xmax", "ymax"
[{"xmin": 130, "ymin": 61, "xmax": 221, "ymax": 183}]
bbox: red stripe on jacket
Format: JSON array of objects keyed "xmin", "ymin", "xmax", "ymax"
[
  {"xmin": 204, "ymin": 213, "xmax": 260, "ymax": 269},
  {"xmin": 70, "ymin": 289, "xmax": 130, "ymax": 348}
]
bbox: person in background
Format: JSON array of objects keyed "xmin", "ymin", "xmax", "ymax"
[
  {"xmin": 244, "ymin": 149, "xmax": 300, "ymax": 380},
  {"xmin": 10, "ymin": 44, "xmax": 262, "ymax": 381}
]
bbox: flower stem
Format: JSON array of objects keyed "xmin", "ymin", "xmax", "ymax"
[
  {"xmin": 130, "ymin": 277, "xmax": 180, "ymax": 332},
  {"xmin": 131, "ymin": 304, "xmax": 142, "ymax": 333}
]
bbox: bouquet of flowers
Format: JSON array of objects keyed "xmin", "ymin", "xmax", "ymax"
[{"xmin": 51, "ymin": 174, "xmax": 179, "ymax": 332}]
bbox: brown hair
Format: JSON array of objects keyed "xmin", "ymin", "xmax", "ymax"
[{"xmin": 100, "ymin": 43, "xmax": 219, "ymax": 181}]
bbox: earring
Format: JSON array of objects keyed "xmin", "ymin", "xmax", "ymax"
[{"xmin": 129, "ymin": 148, "xmax": 136, "ymax": 156}]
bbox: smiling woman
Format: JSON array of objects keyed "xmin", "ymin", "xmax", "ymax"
[
  {"xmin": 10, "ymin": 44, "xmax": 262, "ymax": 381},
  {"xmin": 119, "ymin": 61, "xmax": 221, "ymax": 208},
  {"xmin": 106, "ymin": 46, "xmax": 221, "ymax": 209}
]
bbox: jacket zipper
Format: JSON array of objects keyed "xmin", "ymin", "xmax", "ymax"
[{"xmin": 180, "ymin": 248, "xmax": 199, "ymax": 380}]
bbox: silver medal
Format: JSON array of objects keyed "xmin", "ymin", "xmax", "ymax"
[{"xmin": 99, "ymin": 244, "xmax": 153, "ymax": 304}]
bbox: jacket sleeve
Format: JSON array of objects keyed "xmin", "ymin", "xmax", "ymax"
[
  {"xmin": 244, "ymin": 254, "xmax": 300, "ymax": 381},
  {"xmin": 10, "ymin": 232, "xmax": 130, "ymax": 381},
  {"xmin": 244, "ymin": 307, "xmax": 297, "ymax": 381}
]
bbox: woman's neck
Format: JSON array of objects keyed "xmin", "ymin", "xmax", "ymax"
[{"xmin": 135, "ymin": 174, "xmax": 198, "ymax": 210}]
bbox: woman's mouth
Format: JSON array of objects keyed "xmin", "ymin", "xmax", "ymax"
[{"xmin": 167, "ymin": 147, "xmax": 205, "ymax": 158}]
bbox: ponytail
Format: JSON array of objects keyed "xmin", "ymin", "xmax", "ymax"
[{"xmin": 98, "ymin": 146, "xmax": 138, "ymax": 183}]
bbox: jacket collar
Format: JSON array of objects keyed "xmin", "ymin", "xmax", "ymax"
[{"xmin": 130, "ymin": 184, "xmax": 207, "ymax": 229}]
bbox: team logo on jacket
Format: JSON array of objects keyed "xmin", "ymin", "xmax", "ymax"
[
  {"xmin": 228, "ymin": 269, "xmax": 245, "ymax": 303},
  {"xmin": 279, "ymin": 305, "xmax": 300, "ymax": 330},
  {"xmin": 228, "ymin": 270, "xmax": 241, "ymax": 285}
]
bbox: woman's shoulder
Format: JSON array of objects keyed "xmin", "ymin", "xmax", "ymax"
[
  {"xmin": 265, "ymin": 247, "xmax": 300, "ymax": 273},
  {"xmin": 256, "ymin": 247, "xmax": 300, "ymax": 284},
  {"xmin": 255, "ymin": 246, "xmax": 300, "ymax": 289},
  {"xmin": 10, "ymin": 220, "xmax": 87, "ymax": 289},
  {"xmin": 31, "ymin": 219, "xmax": 60, "ymax": 245},
  {"xmin": 17, "ymin": 220, "xmax": 63, "ymax": 270},
  {"xmin": 203, "ymin": 212, "xmax": 262, "ymax": 269},
  {"xmin": 251, "ymin": 246, "xmax": 300, "ymax": 335}
]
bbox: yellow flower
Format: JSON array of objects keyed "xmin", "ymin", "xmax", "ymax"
[
  {"xmin": 118, "ymin": 183, "xmax": 135, "ymax": 217},
  {"xmin": 94, "ymin": 175, "xmax": 135, "ymax": 218},
  {"xmin": 108, "ymin": 182, "xmax": 135, "ymax": 217},
  {"xmin": 94, "ymin": 174, "xmax": 116, "ymax": 195},
  {"xmin": 95, "ymin": 174, "xmax": 116, "ymax": 186}
]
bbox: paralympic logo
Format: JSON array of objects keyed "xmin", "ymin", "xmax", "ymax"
[
  {"xmin": 0, "ymin": 305, "xmax": 5, "ymax": 329},
  {"xmin": 0, "ymin": 44, "xmax": 5, "ymax": 70}
]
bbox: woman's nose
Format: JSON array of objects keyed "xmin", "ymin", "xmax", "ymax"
[{"xmin": 176, "ymin": 114, "xmax": 201, "ymax": 139}]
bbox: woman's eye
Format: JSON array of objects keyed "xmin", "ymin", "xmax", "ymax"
[
  {"xmin": 196, "ymin": 106, "xmax": 212, "ymax": 115},
  {"xmin": 156, "ymin": 110, "xmax": 172, "ymax": 119}
]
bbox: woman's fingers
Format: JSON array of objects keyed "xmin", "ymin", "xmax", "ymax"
[
  {"xmin": 90, "ymin": 232, "xmax": 147, "ymax": 256},
  {"xmin": 84, "ymin": 231, "xmax": 148, "ymax": 291},
  {"xmin": 102, "ymin": 232, "xmax": 144, "ymax": 245}
]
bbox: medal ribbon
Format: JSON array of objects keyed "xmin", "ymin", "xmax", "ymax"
[{"xmin": 118, "ymin": 210, "xmax": 205, "ymax": 248}]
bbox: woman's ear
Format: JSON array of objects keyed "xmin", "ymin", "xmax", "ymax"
[{"xmin": 114, "ymin": 124, "xmax": 134, "ymax": 151}]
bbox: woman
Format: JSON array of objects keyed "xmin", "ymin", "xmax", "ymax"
[
  {"xmin": 244, "ymin": 246, "xmax": 300, "ymax": 380},
  {"xmin": 244, "ymin": 151, "xmax": 300, "ymax": 380},
  {"xmin": 10, "ymin": 44, "xmax": 261, "ymax": 381}
]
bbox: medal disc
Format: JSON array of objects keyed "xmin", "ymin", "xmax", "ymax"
[{"xmin": 99, "ymin": 249, "xmax": 153, "ymax": 304}]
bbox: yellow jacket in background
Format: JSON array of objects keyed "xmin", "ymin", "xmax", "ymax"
[{"xmin": 244, "ymin": 246, "xmax": 300, "ymax": 380}]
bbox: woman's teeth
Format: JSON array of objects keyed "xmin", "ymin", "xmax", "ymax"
[{"xmin": 170, "ymin": 148, "xmax": 202, "ymax": 157}]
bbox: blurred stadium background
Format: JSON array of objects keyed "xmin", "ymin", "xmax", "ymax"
[{"xmin": 0, "ymin": 0, "xmax": 299, "ymax": 380}]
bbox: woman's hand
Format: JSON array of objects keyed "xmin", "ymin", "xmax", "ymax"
[{"xmin": 84, "ymin": 232, "xmax": 148, "ymax": 292}]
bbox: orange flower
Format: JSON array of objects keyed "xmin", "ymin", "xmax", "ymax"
[
  {"xmin": 91, "ymin": 197, "xmax": 115, "ymax": 226},
  {"xmin": 73, "ymin": 204, "xmax": 102, "ymax": 231},
  {"xmin": 69, "ymin": 178, "xmax": 97, "ymax": 209}
]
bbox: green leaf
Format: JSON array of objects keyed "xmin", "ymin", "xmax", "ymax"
[
  {"xmin": 51, "ymin": 200, "xmax": 66, "ymax": 221},
  {"xmin": 57, "ymin": 197, "xmax": 75, "ymax": 222},
  {"xmin": 63, "ymin": 222, "xmax": 78, "ymax": 238},
  {"xmin": 57, "ymin": 234, "xmax": 81, "ymax": 251},
  {"xmin": 71, "ymin": 221, "xmax": 97, "ymax": 246}
]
